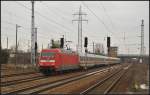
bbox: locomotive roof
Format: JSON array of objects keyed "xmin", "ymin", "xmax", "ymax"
[
  {"xmin": 41, "ymin": 48, "xmax": 77, "ymax": 54},
  {"xmin": 41, "ymin": 48, "xmax": 61, "ymax": 52}
]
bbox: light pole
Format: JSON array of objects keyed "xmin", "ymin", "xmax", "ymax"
[{"xmin": 16, "ymin": 24, "xmax": 21, "ymax": 65}]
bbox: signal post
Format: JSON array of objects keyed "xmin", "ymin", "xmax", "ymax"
[{"xmin": 84, "ymin": 37, "xmax": 88, "ymax": 70}]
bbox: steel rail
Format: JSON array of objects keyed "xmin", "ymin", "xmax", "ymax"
[
  {"xmin": 1, "ymin": 71, "xmax": 39, "ymax": 78},
  {"xmin": 20, "ymin": 68, "xmax": 110, "ymax": 94},
  {"xmin": 80, "ymin": 63, "xmax": 130, "ymax": 94},
  {"xmin": 5, "ymin": 65, "xmax": 119, "ymax": 94},
  {"xmin": 103, "ymin": 69, "xmax": 126, "ymax": 94},
  {"xmin": 1, "ymin": 75, "xmax": 46, "ymax": 87},
  {"xmin": 104, "ymin": 64, "xmax": 132, "ymax": 94},
  {"xmin": 1, "ymin": 64, "xmax": 116, "ymax": 87}
]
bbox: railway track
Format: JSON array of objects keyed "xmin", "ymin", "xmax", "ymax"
[
  {"xmin": 1, "ymin": 72, "xmax": 44, "ymax": 86},
  {"xmin": 37, "ymin": 64, "xmax": 128, "ymax": 94},
  {"xmin": 1, "ymin": 65, "xmax": 110, "ymax": 87},
  {"xmin": 1, "ymin": 64, "xmax": 122, "ymax": 94},
  {"xmin": 1, "ymin": 74, "xmax": 46, "ymax": 87},
  {"xmin": 80, "ymin": 64, "xmax": 132, "ymax": 94},
  {"xmin": 1, "ymin": 71, "xmax": 39, "ymax": 78},
  {"xmin": 17, "ymin": 65, "xmax": 122, "ymax": 94},
  {"xmin": 1, "ymin": 68, "xmax": 89, "ymax": 87},
  {"xmin": 1, "ymin": 68, "xmax": 9, "ymax": 70},
  {"xmin": 23, "ymin": 68, "xmax": 110, "ymax": 94}
]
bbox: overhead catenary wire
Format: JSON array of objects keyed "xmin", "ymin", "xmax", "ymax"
[
  {"xmin": 40, "ymin": 1, "xmax": 108, "ymax": 52},
  {"xmin": 2, "ymin": 28, "xmax": 51, "ymax": 51},
  {"xmin": 1, "ymin": 21, "xmax": 53, "ymax": 40},
  {"xmin": 8, "ymin": 1, "xmax": 111, "ymax": 52},
  {"xmin": 38, "ymin": 2, "xmax": 73, "ymax": 36},
  {"xmin": 40, "ymin": 2, "xmax": 73, "ymax": 21},
  {"xmin": 81, "ymin": 1, "xmax": 122, "ymax": 44},
  {"xmin": 82, "ymin": 2, "xmax": 112, "ymax": 35},
  {"xmin": 100, "ymin": 2, "xmax": 127, "ymax": 53},
  {"xmin": 40, "ymin": 2, "xmax": 77, "ymax": 33},
  {"xmin": 3, "ymin": 3, "xmax": 65, "ymax": 37},
  {"xmin": 100, "ymin": 2, "xmax": 117, "ymax": 33},
  {"xmin": 14, "ymin": 1, "xmax": 77, "ymax": 41},
  {"xmin": 2, "ymin": 1, "xmax": 147, "ymax": 54},
  {"xmin": 2, "ymin": 20, "xmax": 69, "ymax": 52},
  {"xmin": 1, "ymin": 19, "xmax": 58, "ymax": 38},
  {"xmin": 81, "ymin": 1, "xmax": 130, "ymax": 54},
  {"xmin": 14, "ymin": 1, "xmax": 75, "ymax": 34},
  {"xmin": 2, "ymin": 24, "xmax": 56, "ymax": 51}
]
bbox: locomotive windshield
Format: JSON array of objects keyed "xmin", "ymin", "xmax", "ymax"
[{"xmin": 41, "ymin": 52, "xmax": 55, "ymax": 57}]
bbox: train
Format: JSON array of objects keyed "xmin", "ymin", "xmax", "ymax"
[{"xmin": 38, "ymin": 48, "xmax": 121, "ymax": 74}]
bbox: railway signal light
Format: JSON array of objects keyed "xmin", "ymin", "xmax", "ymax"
[
  {"xmin": 85, "ymin": 49, "xmax": 88, "ymax": 53},
  {"xmin": 84, "ymin": 37, "xmax": 88, "ymax": 47},
  {"xmin": 107, "ymin": 37, "xmax": 110, "ymax": 47},
  {"xmin": 60, "ymin": 38, "xmax": 64, "ymax": 48},
  {"xmin": 51, "ymin": 39, "xmax": 54, "ymax": 45},
  {"xmin": 51, "ymin": 39, "xmax": 54, "ymax": 48},
  {"xmin": 35, "ymin": 42, "xmax": 37, "ymax": 50}
]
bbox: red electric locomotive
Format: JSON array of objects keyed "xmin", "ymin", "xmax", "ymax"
[
  {"xmin": 38, "ymin": 48, "xmax": 121, "ymax": 74},
  {"xmin": 38, "ymin": 48, "xmax": 79, "ymax": 73}
]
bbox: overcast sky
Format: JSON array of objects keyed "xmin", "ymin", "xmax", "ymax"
[{"xmin": 1, "ymin": 1, "xmax": 149, "ymax": 55}]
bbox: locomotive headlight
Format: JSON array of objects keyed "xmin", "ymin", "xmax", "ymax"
[
  {"xmin": 49, "ymin": 60, "xmax": 55, "ymax": 62},
  {"xmin": 40, "ymin": 60, "xmax": 55, "ymax": 62},
  {"xmin": 40, "ymin": 60, "xmax": 46, "ymax": 62}
]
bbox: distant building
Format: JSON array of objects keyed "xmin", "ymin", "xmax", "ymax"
[
  {"xmin": 108, "ymin": 46, "xmax": 118, "ymax": 57},
  {"xmin": 95, "ymin": 43, "xmax": 104, "ymax": 54}
]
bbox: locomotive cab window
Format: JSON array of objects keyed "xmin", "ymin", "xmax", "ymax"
[{"xmin": 41, "ymin": 52, "xmax": 55, "ymax": 57}]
